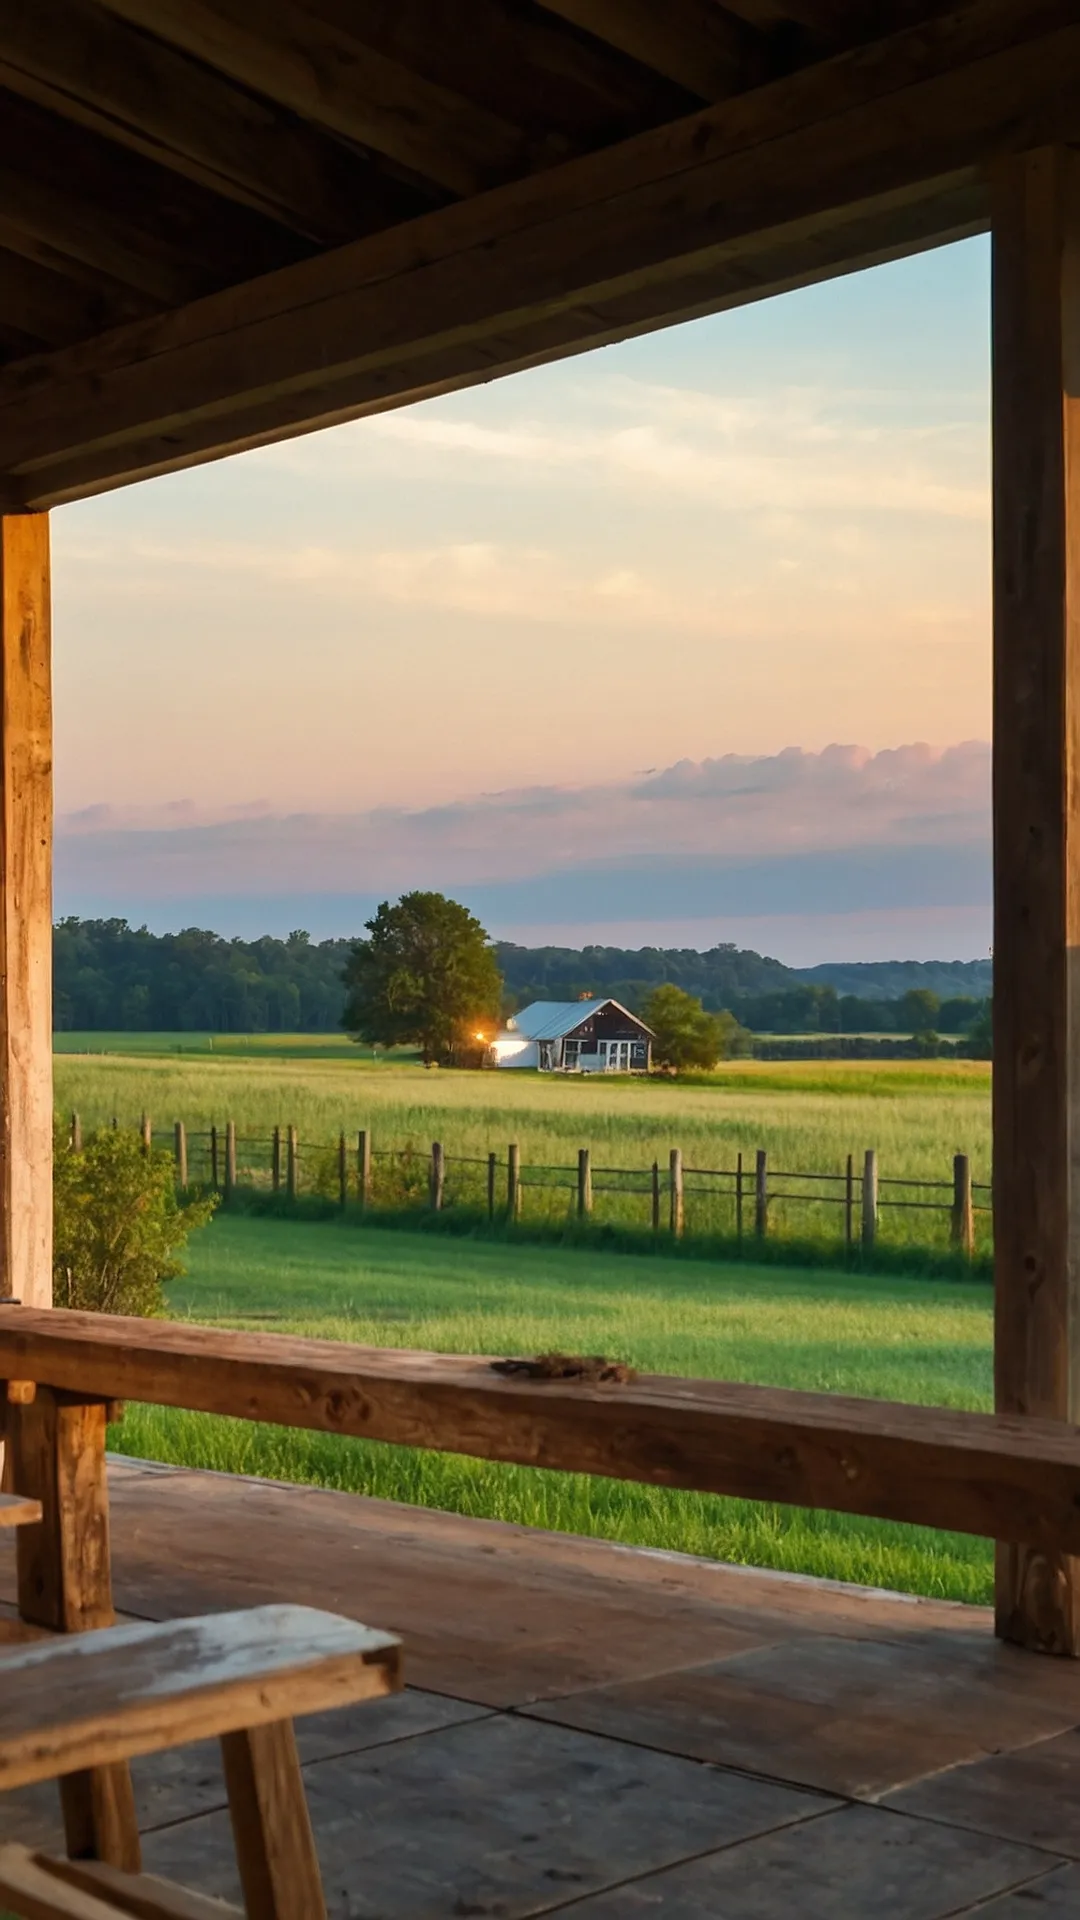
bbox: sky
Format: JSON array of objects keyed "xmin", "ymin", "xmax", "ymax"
[{"xmin": 52, "ymin": 235, "xmax": 993, "ymax": 965}]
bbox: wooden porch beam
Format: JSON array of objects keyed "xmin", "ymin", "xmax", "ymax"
[
  {"xmin": 0, "ymin": 0, "xmax": 1074, "ymax": 508},
  {"xmin": 0, "ymin": 516, "xmax": 52, "ymax": 1310},
  {"xmin": 0, "ymin": 0, "xmax": 432, "ymax": 247},
  {"xmin": 531, "ymin": 0, "xmax": 764, "ymax": 99},
  {"xmin": 89, "ymin": 0, "xmax": 538, "ymax": 197},
  {"xmin": 992, "ymin": 147, "xmax": 1080, "ymax": 1657},
  {"xmin": 8, "ymin": 1309, "xmax": 1080, "ymax": 1551}
]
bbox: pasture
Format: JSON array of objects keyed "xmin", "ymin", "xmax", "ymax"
[
  {"xmin": 113, "ymin": 1212, "xmax": 996, "ymax": 1605},
  {"xmin": 55, "ymin": 1047, "xmax": 993, "ymax": 1256}
]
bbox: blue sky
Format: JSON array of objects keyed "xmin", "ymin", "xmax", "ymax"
[{"xmin": 52, "ymin": 237, "xmax": 992, "ymax": 962}]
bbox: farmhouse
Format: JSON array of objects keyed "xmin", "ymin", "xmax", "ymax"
[{"xmin": 490, "ymin": 999, "xmax": 653, "ymax": 1073}]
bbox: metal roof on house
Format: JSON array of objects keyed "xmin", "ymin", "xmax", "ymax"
[{"xmin": 508, "ymin": 1000, "xmax": 653, "ymax": 1041}]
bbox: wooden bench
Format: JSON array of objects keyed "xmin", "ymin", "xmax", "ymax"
[{"xmin": 0, "ymin": 1603, "xmax": 402, "ymax": 1920}]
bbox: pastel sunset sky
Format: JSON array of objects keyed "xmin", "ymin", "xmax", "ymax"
[{"xmin": 52, "ymin": 235, "xmax": 992, "ymax": 964}]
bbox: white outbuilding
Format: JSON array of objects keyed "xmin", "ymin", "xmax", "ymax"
[{"xmin": 488, "ymin": 999, "xmax": 653, "ymax": 1073}]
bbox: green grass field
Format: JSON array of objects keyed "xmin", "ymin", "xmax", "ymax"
[
  {"xmin": 55, "ymin": 1048, "xmax": 992, "ymax": 1256},
  {"xmin": 112, "ymin": 1212, "xmax": 996, "ymax": 1606}
]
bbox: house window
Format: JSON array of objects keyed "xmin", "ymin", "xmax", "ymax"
[{"xmin": 564, "ymin": 1039, "xmax": 580, "ymax": 1068}]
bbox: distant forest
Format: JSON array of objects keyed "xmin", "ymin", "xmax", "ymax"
[{"xmin": 54, "ymin": 918, "xmax": 992, "ymax": 1037}]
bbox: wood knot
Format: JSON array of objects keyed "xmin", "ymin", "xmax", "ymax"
[{"xmin": 490, "ymin": 1352, "xmax": 637, "ymax": 1385}]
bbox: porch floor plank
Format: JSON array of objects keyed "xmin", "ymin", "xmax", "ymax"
[{"xmin": 2, "ymin": 1459, "xmax": 1079, "ymax": 1917}]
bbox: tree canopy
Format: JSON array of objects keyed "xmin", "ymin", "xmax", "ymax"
[
  {"xmin": 341, "ymin": 892, "xmax": 503, "ymax": 1063},
  {"xmin": 642, "ymin": 984, "xmax": 748, "ymax": 1072}
]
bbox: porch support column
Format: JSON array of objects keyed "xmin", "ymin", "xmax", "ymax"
[
  {"xmin": 993, "ymin": 148, "xmax": 1080, "ymax": 1654},
  {"xmin": 0, "ymin": 514, "xmax": 53, "ymax": 1309}
]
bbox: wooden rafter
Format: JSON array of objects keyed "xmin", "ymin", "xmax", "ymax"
[
  {"xmin": 0, "ymin": 0, "xmax": 435, "ymax": 245},
  {"xmin": 531, "ymin": 0, "xmax": 765, "ymax": 99},
  {"xmin": 0, "ymin": 0, "xmax": 1071, "ymax": 507},
  {"xmin": 90, "ymin": 0, "xmax": 547, "ymax": 196},
  {"xmin": 0, "ymin": 91, "xmax": 312, "ymax": 304}
]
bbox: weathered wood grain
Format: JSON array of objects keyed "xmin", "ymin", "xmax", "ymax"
[
  {"xmin": 40, "ymin": 1857, "xmax": 243, "ymax": 1919},
  {"xmin": 0, "ymin": 514, "xmax": 51, "ymax": 1309},
  {"xmin": 0, "ymin": 1605, "xmax": 401, "ymax": 1794},
  {"xmin": 6, "ymin": 1308, "xmax": 1080, "ymax": 1551},
  {"xmin": 1, "ymin": 0, "xmax": 1072, "ymax": 506},
  {"xmin": 533, "ymin": 0, "xmax": 760, "ymax": 97},
  {"xmin": 0, "ymin": 0, "xmax": 430, "ymax": 246},
  {"xmin": 992, "ymin": 147, "xmax": 1080, "ymax": 1656},
  {"xmin": 0, "ymin": 1845, "xmax": 132, "ymax": 1918},
  {"xmin": 220, "ymin": 1720, "xmax": 325, "ymax": 1920}
]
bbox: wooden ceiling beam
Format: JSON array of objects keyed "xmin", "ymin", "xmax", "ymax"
[
  {"xmin": 91, "ymin": 0, "xmax": 543, "ymax": 195},
  {"xmin": 0, "ymin": 0, "xmax": 433, "ymax": 246},
  {"xmin": 530, "ymin": 0, "xmax": 766, "ymax": 100},
  {"xmin": 1, "ymin": 0, "xmax": 1074, "ymax": 507},
  {"xmin": 0, "ymin": 251, "xmax": 154, "ymax": 354},
  {"xmin": 0, "ymin": 91, "xmax": 311, "ymax": 305}
]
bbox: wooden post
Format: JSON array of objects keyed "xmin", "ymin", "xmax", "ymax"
[
  {"xmin": 358, "ymin": 1129, "xmax": 371, "ymax": 1208},
  {"xmin": 845, "ymin": 1152, "xmax": 855, "ymax": 1252},
  {"xmin": 651, "ymin": 1160, "xmax": 660, "ymax": 1232},
  {"xmin": 755, "ymin": 1150, "xmax": 768, "ymax": 1240},
  {"xmin": 431, "ymin": 1140, "xmax": 445, "ymax": 1210},
  {"xmin": 577, "ymin": 1147, "xmax": 592, "ymax": 1219},
  {"xmin": 3, "ymin": 1391, "xmax": 140, "ymax": 1868},
  {"xmin": 0, "ymin": 514, "xmax": 53, "ymax": 1308},
  {"xmin": 735, "ymin": 1151, "xmax": 744, "ymax": 1243},
  {"xmin": 221, "ymin": 1720, "xmax": 325, "ymax": 1919},
  {"xmin": 507, "ymin": 1142, "xmax": 521, "ymax": 1220},
  {"xmin": 862, "ymin": 1149, "xmax": 878, "ymax": 1254},
  {"xmin": 140, "ymin": 1112, "xmax": 151, "ymax": 1157},
  {"xmin": 224, "ymin": 1119, "xmax": 237, "ymax": 1198},
  {"xmin": 210, "ymin": 1123, "xmax": 219, "ymax": 1191},
  {"xmin": 669, "ymin": 1147, "xmax": 684, "ymax": 1238},
  {"xmin": 487, "ymin": 1150, "xmax": 497, "ymax": 1220},
  {"xmin": 992, "ymin": 148, "xmax": 1080, "ymax": 1653},
  {"xmin": 338, "ymin": 1130, "xmax": 348, "ymax": 1209},
  {"xmin": 174, "ymin": 1120, "xmax": 187, "ymax": 1189},
  {"xmin": 272, "ymin": 1125, "xmax": 282, "ymax": 1193},
  {"xmin": 287, "ymin": 1125, "xmax": 298, "ymax": 1200},
  {"xmin": 952, "ymin": 1152, "xmax": 975, "ymax": 1256},
  {"xmin": 70, "ymin": 1111, "xmax": 81, "ymax": 1152}
]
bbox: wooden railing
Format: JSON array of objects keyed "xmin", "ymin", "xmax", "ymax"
[{"xmin": 2, "ymin": 1308, "xmax": 1079, "ymax": 1555}]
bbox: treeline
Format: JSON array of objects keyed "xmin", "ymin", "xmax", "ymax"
[
  {"xmin": 54, "ymin": 919, "xmax": 991, "ymax": 1040},
  {"xmin": 54, "ymin": 920, "xmax": 351, "ymax": 1032}
]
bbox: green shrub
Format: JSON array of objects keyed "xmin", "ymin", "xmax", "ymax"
[{"xmin": 53, "ymin": 1124, "xmax": 217, "ymax": 1315}]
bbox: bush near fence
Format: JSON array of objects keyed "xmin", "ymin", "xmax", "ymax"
[{"xmin": 78, "ymin": 1113, "xmax": 992, "ymax": 1273}]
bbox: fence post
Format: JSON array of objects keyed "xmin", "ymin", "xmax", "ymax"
[
  {"xmin": 755, "ymin": 1150, "xmax": 768, "ymax": 1240},
  {"xmin": 669, "ymin": 1147, "xmax": 684, "ymax": 1238},
  {"xmin": 952, "ymin": 1152, "xmax": 974, "ymax": 1256},
  {"xmin": 487, "ymin": 1151, "xmax": 497, "ymax": 1220},
  {"xmin": 339, "ymin": 1131, "xmax": 348, "ymax": 1209},
  {"xmin": 735, "ymin": 1151, "xmax": 743, "ymax": 1243},
  {"xmin": 140, "ymin": 1112, "xmax": 151, "ymax": 1157},
  {"xmin": 431, "ymin": 1141, "xmax": 445, "ymax": 1211},
  {"xmin": 272, "ymin": 1126, "xmax": 282, "ymax": 1193},
  {"xmin": 651, "ymin": 1160, "xmax": 660, "ymax": 1232},
  {"xmin": 577, "ymin": 1147, "xmax": 592, "ymax": 1219},
  {"xmin": 210, "ymin": 1124, "xmax": 219, "ymax": 1191},
  {"xmin": 287, "ymin": 1125, "xmax": 298, "ymax": 1200},
  {"xmin": 224, "ymin": 1120, "xmax": 237, "ymax": 1199},
  {"xmin": 862, "ymin": 1149, "xmax": 878, "ymax": 1254},
  {"xmin": 845, "ymin": 1152, "xmax": 855, "ymax": 1251},
  {"xmin": 507, "ymin": 1143, "xmax": 521, "ymax": 1220},
  {"xmin": 174, "ymin": 1121, "xmax": 187, "ymax": 1190},
  {"xmin": 70, "ymin": 1112, "xmax": 81, "ymax": 1152},
  {"xmin": 358, "ymin": 1129, "xmax": 371, "ymax": 1208}
]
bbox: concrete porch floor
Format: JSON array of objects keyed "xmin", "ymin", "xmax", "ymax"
[{"xmin": 3, "ymin": 1459, "xmax": 1080, "ymax": 1917}]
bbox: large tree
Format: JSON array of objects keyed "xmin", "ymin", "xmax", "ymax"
[
  {"xmin": 643, "ymin": 983, "xmax": 747, "ymax": 1071},
  {"xmin": 341, "ymin": 892, "xmax": 503, "ymax": 1063}
]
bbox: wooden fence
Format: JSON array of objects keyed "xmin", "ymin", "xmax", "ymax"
[{"xmin": 76, "ymin": 1114, "xmax": 990, "ymax": 1257}]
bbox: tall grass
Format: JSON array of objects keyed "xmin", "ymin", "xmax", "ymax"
[{"xmin": 57, "ymin": 1052, "xmax": 992, "ymax": 1257}]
